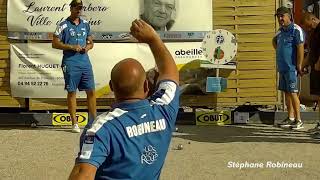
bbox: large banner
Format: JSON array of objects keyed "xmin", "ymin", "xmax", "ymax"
[
  {"xmin": 10, "ymin": 42, "xmax": 214, "ymax": 98},
  {"xmin": 7, "ymin": 0, "xmax": 212, "ymax": 40},
  {"xmin": 7, "ymin": 0, "xmax": 140, "ymax": 33}
]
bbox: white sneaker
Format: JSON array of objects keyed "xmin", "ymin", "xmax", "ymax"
[
  {"xmin": 291, "ymin": 120, "xmax": 304, "ymax": 130},
  {"xmin": 72, "ymin": 124, "xmax": 81, "ymax": 133}
]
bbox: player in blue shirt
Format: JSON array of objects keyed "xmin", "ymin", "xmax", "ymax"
[
  {"xmin": 273, "ymin": 7, "xmax": 304, "ymax": 129},
  {"xmin": 68, "ymin": 19, "xmax": 180, "ymax": 180},
  {"xmin": 52, "ymin": 0, "xmax": 96, "ymax": 133}
]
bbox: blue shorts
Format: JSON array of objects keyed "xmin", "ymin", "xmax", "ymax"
[
  {"xmin": 61, "ymin": 62, "xmax": 95, "ymax": 92},
  {"xmin": 278, "ymin": 71, "xmax": 299, "ymax": 93}
]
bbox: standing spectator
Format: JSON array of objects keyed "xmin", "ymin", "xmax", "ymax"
[
  {"xmin": 52, "ymin": 0, "xmax": 96, "ymax": 133},
  {"xmin": 273, "ymin": 7, "xmax": 305, "ymax": 129}
]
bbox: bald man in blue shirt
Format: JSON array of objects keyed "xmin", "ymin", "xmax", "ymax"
[{"xmin": 68, "ymin": 19, "xmax": 180, "ymax": 180}]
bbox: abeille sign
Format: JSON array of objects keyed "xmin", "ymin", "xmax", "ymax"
[
  {"xmin": 52, "ymin": 112, "xmax": 88, "ymax": 126},
  {"xmin": 196, "ymin": 111, "xmax": 231, "ymax": 125}
]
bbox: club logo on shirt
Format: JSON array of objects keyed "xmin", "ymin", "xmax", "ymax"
[
  {"xmin": 84, "ymin": 135, "xmax": 94, "ymax": 144},
  {"xmin": 141, "ymin": 145, "xmax": 158, "ymax": 165},
  {"xmin": 284, "ymin": 37, "xmax": 293, "ymax": 43},
  {"xmin": 70, "ymin": 30, "xmax": 76, "ymax": 37}
]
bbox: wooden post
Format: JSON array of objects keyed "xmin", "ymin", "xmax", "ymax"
[{"xmin": 293, "ymin": 0, "xmax": 302, "ymax": 25}]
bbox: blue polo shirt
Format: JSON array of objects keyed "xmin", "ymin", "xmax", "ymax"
[
  {"xmin": 275, "ymin": 23, "xmax": 304, "ymax": 72},
  {"xmin": 77, "ymin": 80, "xmax": 180, "ymax": 180},
  {"xmin": 54, "ymin": 17, "xmax": 91, "ymax": 64}
]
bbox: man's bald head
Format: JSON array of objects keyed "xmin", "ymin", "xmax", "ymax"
[
  {"xmin": 110, "ymin": 58, "xmax": 148, "ymax": 100},
  {"xmin": 301, "ymin": 12, "xmax": 315, "ymax": 24},
  {"xmin": 301, "ymin": 12, "xmax": 319, "ymax": 32}
]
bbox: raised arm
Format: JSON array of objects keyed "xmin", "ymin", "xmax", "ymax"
[{"xmin": 130, "ymin": 19, "xmax": 179, "ymax": 84}]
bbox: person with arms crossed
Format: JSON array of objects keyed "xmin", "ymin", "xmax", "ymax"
[
  {"xmin": 272, "ymin": 7, "xmax": 305, "ymax": 129},
  {"xmin": 52, "ymin": 0, "xmax": 96, "ymax": 133},
  {"xmin": 141, "ymin": 0, "xmax": 176, "ymax": 31},
  {"xmin": 68, "ymin": 19, "xmax": 179, "ymax": 180},
  {"xmin": 300, "ymin": 12, "xmax": 320, "ymax": 138}
]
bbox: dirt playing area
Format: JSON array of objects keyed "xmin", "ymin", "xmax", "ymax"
[{"xmin": 0, "ymin": 124, "xmax": 319, "ymax": 180}]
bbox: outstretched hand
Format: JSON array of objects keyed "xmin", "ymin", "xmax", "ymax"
[{"xmin": 130, "ymin": 19, "xmax": 160, "ymax": 44}]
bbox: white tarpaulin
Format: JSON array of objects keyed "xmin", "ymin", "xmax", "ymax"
[
  {"xmin": 7, "ymin": 0, "xmax": 212, "ymax": 40},
  {"xmin": 7, "ymin": 0, "xmax": 140, "ymax": 32},
  {"xmin": 10, "ymin": 42, "xmax": 208, "ymax": 98}
]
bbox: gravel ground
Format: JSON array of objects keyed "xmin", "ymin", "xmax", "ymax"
[{"xmin": 0, "ymin": 124, "xmax": 319, "ymax": 180}]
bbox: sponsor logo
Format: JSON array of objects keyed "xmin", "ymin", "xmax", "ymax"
[
  {"xmin": 187, "ymin": 32, "xmax": 195, "ymax": 37},
  {"xmin": 118, "ymin": 33, "xmax": 131, "ymax": 39},
  {"xmin": 52, "ymin": 112, "xmax": 88, "ymax": 126},
  {"xmin": 174, "ymin": 48, "xmax": 203, "ymax": 59},
  {"xmin": 175, "ymin": 49, "xmax": 203, "ymax": 56},
  {"xmin": 101, "ymin": 33, "xmax": 113, "ymax": 39},
  {"xmin": 23, "ymin": 32, "xmax": 43, "ymax": 40},
  {"xmin": 163, "ymin": 33, "xmax": 182, "ymax": 39},
  {"xmin": 84, "ymin": 135, "xmax": 94, "ymax": 144},
  {"xmin": 196, "ymin": 111, "xmax": 231, "ymax": 125},
  {"xmin": 216, "ymin": 34, "xmax": 225, "ymax": 44}
]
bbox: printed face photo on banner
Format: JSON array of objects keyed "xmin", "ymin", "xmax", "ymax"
[
  {"xmin": 139, "ymin": 0, "xmax": 213, "ymax": 31},
  {"xmin": 140, "ymin": 0, "xmax": 176, "ymax": 31}
]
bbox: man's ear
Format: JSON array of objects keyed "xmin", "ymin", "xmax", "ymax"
[
  {"xmin": 109, "ymin": 80, "xmax": 114, "ymax": 92},
  {"xmin": 144, "ymin": 79, "xmax": 149, "ymax": 94}
]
